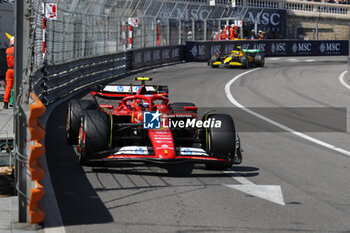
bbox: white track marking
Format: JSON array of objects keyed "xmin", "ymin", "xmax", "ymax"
[
  {"xmin": 287, "ymin": 58, "xmax": 298, "ymax": 62},
  {"xmin": 225, "ymin": 68, "xmax": 350, "ymax": 157},
  {"xmin": 223, "ymin": 170, "xmax": 254, "ymax": 185},
  {"xmin": 44, "ymin": 227, "xmax": 66, "ymax": 233},
  {"xmin": 223, "ymin": 170, "xmax": 285, "ymax": 205},
  {"xmin": 304, "ymin": 59, "xmax": 315, "ymax": 62},
  {"xmin": 339, "ymin": 71, "xmax": 350, "ymax": 90},
  {"xmin": 268, "ymin": 57, "xmax": 280, "ymax": 61}
]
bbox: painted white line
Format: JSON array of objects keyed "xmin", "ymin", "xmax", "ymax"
[
  {"xmin": 223, "ymin": 170, "xmax": 254, "ymax": 185},
  {"xmin": 223, "ymin": 170, "xmax": 285, "ymax": 205},
  {"xmin": 268, "ymin": 57, "xmax": 280, "ymax": 61},
  {"xmin": 225, "ymin": 68, "xmax": 350, "ymax": 157},
  {"xmin": 304, "ymin": 59, "xmax": 315, "ymax": 62},
  {"xmin": 44, "ymin": 227, "xmax": 66, "ymax": 233},
  {"xmin": 224, "ymin": 184, "xmax": 285, "ymax": 206},
  {"xmin": 287, "ymin": 58, "xmax": 298, "ymax": 62},
  {"xmin": 339, "ymin": 70, "xmax": 350, "ymax": 90}
]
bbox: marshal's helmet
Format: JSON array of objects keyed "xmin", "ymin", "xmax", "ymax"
[{"xmin": 5, "ymin": 33, "xmax": 14, "ymax": 46}]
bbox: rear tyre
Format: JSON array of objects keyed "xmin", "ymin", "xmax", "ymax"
[
  {"xmin": 254, "ymin": 53, "xmax": 265, "ymax": 67},
  {"xmin": 78, "ymin": 110, "xmax": 110, "ymax": 165},
  {"xmin": 66, "ymin": 99, "xmax": 98, "ymax": 145},
  {"xmin": 205, "ymin": 114, "xmax": 238, "ymax": 170},
  {"xmin": 240, "ymin": 55, "xmax": 248, "ymax": 69}
]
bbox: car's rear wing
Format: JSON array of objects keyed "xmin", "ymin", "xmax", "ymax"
[{"xmin": 91, "ymin": 84, "xmax": 169, "ymax": 99}]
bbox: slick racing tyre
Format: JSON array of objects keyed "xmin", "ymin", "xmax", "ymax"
[
  {"xmin": 240, "ymin": 55, "xmax": 249, "ymax": 69},
  {"xmin": 254, "ymin": 53, "xmax": 265, "ymax": 67},
  {"xmin": 205, "ymin": 114, "xmax": 239, "ymax": 170},
  {"xmin": 66, "ymin": 99, "xmax": 98, "ymax": 145},
  {"xmin": 78, "ymin": 110, "xmax": 110, "ymax": 165}
]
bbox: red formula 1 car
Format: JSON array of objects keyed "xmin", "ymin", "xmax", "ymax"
[{"xmin": 66, "ymin": 77, "xmax": 242, "ymax": 174}]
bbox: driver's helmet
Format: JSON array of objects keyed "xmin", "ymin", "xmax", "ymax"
[{"xmin": 143, "ymin": 102, "xmax": 150, "ymax": 109}]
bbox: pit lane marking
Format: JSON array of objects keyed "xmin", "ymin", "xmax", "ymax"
[{"xmin": 225, "ymin": 68, "xmax": 350, "ymax": 157}]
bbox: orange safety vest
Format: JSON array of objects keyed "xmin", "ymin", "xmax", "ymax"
[
  {"xmin": 229, "ymin": 27, "xmax": 234, "ymax": 40},
  {"xmin": 6, "ymin": 46, "xmax": 14, "ymax": 69}
]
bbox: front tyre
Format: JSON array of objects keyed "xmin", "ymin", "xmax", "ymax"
[
  {"xmin": 78, "ymin": 110, "xmax": 110, "ymax": 165},
  {"xmin": 66, "ymin": 99, "xmax": 98, "ymax": 145},
  {"xmin": 240, "ymin": 55, "xmax": 248, "ymax": 69},
  {"xmin": 205, "ymin": 114, "xmax": 240, "ymax": 170},
  {"xmin": 254, "ymin": 53, "xmax": 265, "ymax": 67}
]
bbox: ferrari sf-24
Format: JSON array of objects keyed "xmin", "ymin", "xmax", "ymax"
[{"xmin": 66, "ymin": 77, "xmax": 242, "ymax": 174}]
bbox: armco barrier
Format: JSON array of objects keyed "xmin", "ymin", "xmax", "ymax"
[
  {"xmin": 128, "ymin": 45, "xmax": 185, "ymax": 70},
  {"xmin": 186, "ymin": 40, "xmax": 349, "ymax": 62},
  {"xmin": 32, "ymin": 45, "xmax": 185, "ymax": 106},
  {"xmin": 32, "ymin": 53, "xmax": 126, "ymax": 105}
]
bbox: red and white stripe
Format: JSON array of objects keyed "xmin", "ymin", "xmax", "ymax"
[
  {"xmin": 128, "ymin": 25, "xmax": 133, "ymax": 50},
  {"xmin": 43, "ymin": 17, "xmax": 46, "ymax": 58},
  {"xmin": 122, "ymin": 22, "xmax": 126, "ymax": 50}
]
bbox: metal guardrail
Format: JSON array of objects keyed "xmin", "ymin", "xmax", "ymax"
[
  {"xmin": 31, "ymin": 45, "xmax": 186, "ymax": 105},
  {"xmin": 128, "ymin": 45, "xmax": 185, "ymax": 70},
  {"xmin": 32, "ymin": 53, "xmax": 126, "ymax": 105}
]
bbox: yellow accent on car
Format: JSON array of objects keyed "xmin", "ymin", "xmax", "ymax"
[
  {"xmin": 224, "ymin": 57, "xmax": 232, "ymax": 63},
  {"xmin": 229, "ymin": 62, "xmax": 242, "ymax": 66},
  {"xmin": 213, "ymin": 61, "xmax": 222, "ymax": 65},
  {"xmin": 135, "ymin": 77, "xmax": 150, "ymax": 81}
]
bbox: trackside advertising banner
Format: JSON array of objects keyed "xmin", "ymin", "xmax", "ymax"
[
  {"xmin": 245, "ymin": 9, "xmax": 287, "ymax": 36},
  {"xmin": 132, "ymin": 45, "xmax": 185, "ymax": 69},
  {"xmin": 185, "ymin": 40, "xmax": 348, "ymax": 62}
]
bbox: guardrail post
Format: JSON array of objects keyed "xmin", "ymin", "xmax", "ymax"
[
  {"xmin": 204, "ymin": 20, "xmax": 207, "ymax": 41},
  {"xmin": 14, "ymin": 0, "xmax": 27, "ymax": 223},
  {"xmin": 178, "ymin": 19, "xmax": 182, "ymax": 45},
  {"xmin": 192, "ymin": 18, "xmax": 195, "ymax": 40},
  {"xmin": 167, "ymin": 19, "xmax": 170, "ymax": 46}
]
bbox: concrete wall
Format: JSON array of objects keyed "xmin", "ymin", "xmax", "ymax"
[{"xmin": 287, "ymin": 13, "xmax": 350, "ymax": 40}]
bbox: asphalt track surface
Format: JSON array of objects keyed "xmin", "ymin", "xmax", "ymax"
[{"xmin": 45, "ymin": 57, "xmax": 350, "ymax": 233}]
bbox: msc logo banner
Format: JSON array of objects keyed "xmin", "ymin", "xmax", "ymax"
[{"xmin": 143, "ymin": 111, "xmax": 161, "ymax": 129}]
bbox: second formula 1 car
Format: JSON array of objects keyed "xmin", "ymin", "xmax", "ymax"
[
  {"xmin": 208, "ymin": 46, "xmax": 265, "ymax": 69},
  {"xmin": 66, "ymin": 77, "xmax": 242, "ymax": 175}
]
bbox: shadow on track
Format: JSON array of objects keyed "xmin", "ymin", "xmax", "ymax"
[
  {"xmin": 89, "ymin": 164, "xmax": 259, "ymax": 178},
  {"xmin": 45, "ymin": 101, "xmax": 113, "ymax": 226}
]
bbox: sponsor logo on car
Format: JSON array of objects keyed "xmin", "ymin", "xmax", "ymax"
[
  {"xmin": 144, "ymin": 111, "xmax": 162, "ymax": 129},
  {"xmin": 144, "ymin": 112, "xmax": 222, "ymax": 129}
]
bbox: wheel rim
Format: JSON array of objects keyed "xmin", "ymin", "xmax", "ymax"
[
  {"xmin": 78, "ymin": 121, "xmax": 86, "ymax": 161},
  {"xmin": 66, "ymin": 106, "xmax": 71, "ymax": 135}
]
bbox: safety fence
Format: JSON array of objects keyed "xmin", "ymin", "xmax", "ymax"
[{"xmin": 186, "ymin": 40, "xmax": 349, "ymax": 61}]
